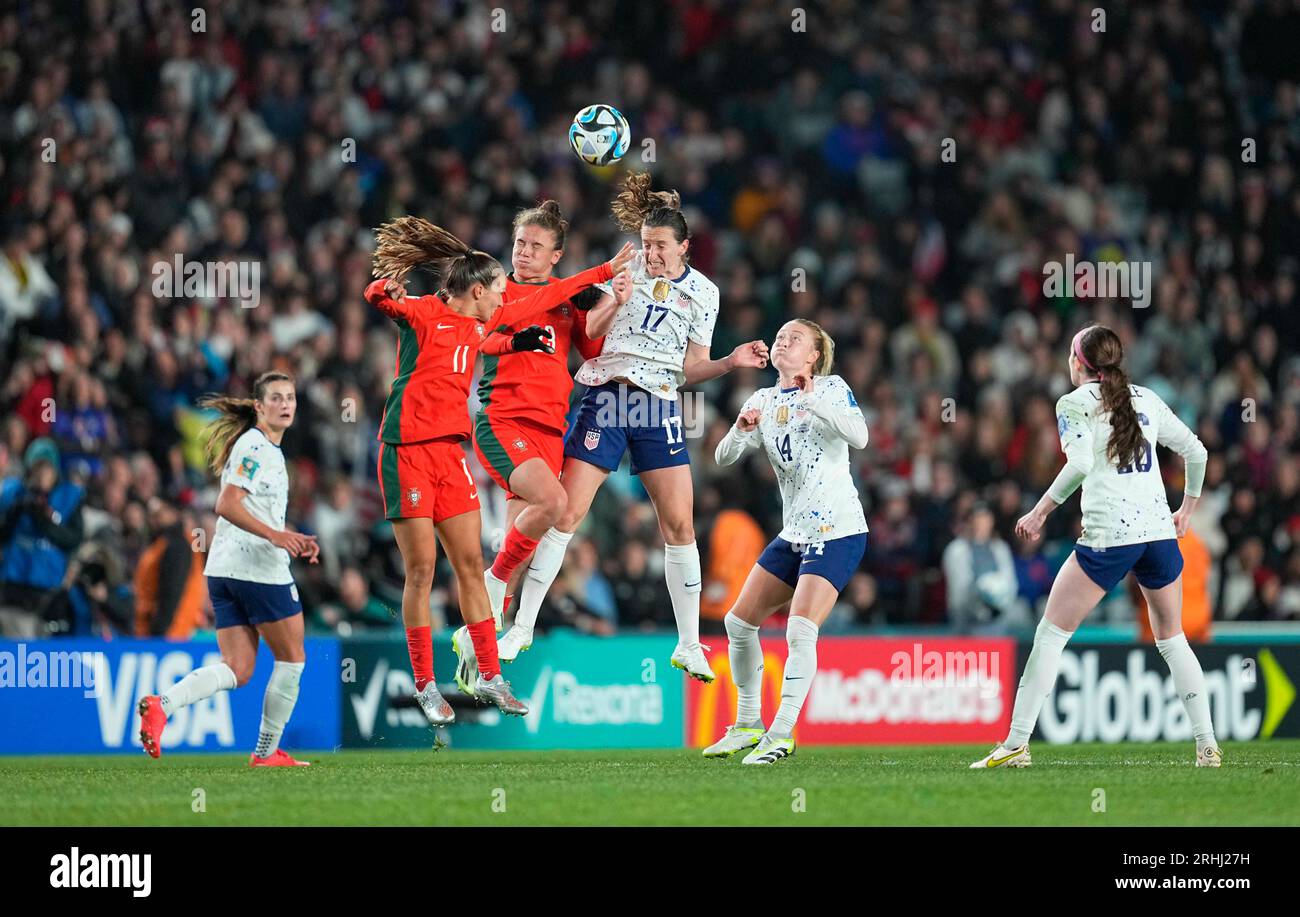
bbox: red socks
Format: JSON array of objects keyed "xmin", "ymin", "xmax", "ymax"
[
  {"xmin": 467, "ymin": 618, "xmax": 501, "ymax": 680},
  {"xmin": 405, "ymin": 625, "xmax": 433, "ymax": 691},
  {"xmin": 492, "ymin": 526, "xmax": 539, "ymax": 582}
]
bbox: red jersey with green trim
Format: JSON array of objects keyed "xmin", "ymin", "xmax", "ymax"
[
  {"xmin": 367, "ymin": 263, "xmax": 612, "ymax": 444},
  {"xmin": 477, "ymin": 274, "xmax": 606, "ymax": 434}
]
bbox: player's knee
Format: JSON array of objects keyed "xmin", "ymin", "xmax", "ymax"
[
  {"xmin": 661, "ymin": 518, "xmax": 695, "ymax": 544},
  {"xmin": 225, "ymin": 657, "xmax": 256, "ymax": 687},
  {"xmin": 404, "ymin": 559, "xmax": 437, "ymax": 589},
  {"xmin": 555, "ymin": 506, "xmax": 584, "ymax": 534},
  {"xmin": 537, "ymin": 487, "xmax": 567, "ymax": 527}
]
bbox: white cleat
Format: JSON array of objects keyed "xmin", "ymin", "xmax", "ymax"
[
  {"xmin": 703, "ymin": 725, "xmax": 765, "ymax": 758},
  {"xmin": 969, "ymin": 743, "xmax": 1031, "ymax": 769},
  {"xmin": 742, "ymin": 733, "xmax": 795, "ymax": 765},
  {"xmin": 498, "ymin": 624, "xmax": 533, "ymax": 664},
  {"xmin": 413, "ymin": 681, "xmax": 455, "ymax": 727},
  {"xmin": 1196, "ymin": 746, "xmax": 1223, "ymax": 768},
  {"xmin": 484, "ymin": 569, "xmax": 508, "ymax": 631},
  {"xmin": 670, "ymin": 642, "xmax": 715, "ymax": 683},
  {"xmin": 451, "ymin": 625, "xmax": 479, "ymax": 697}
]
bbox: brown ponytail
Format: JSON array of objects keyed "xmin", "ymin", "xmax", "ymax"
[
  {"xmin": 794, "ymin": 319, "xmax": 836, "ymax": 375},
  {"xmin": 514, "ymin": 199, "xmax": 568, "ymax": 250},
  {"xmin": 611, "ymin": 171, "xmax": 688, "ymax": 240},
  {"xmin": 1076, "ymin": 325, "xmax": 1145, "ymax": 469},
  {"xmin": 373, "ymin": 216, "xmax": 502, "ymax": 296},
  {"xmin": 198, "ymin": 371, "xmax": 293, "ymax": 476}
]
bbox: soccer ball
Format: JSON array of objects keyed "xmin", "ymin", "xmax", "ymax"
[{"xmin": 568, "ymin": 104, "xmax": 631, "ymax": 166}]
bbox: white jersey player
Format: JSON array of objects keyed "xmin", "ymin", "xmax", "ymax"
[
  {"xmin": 971, "ymin": 324, "xmax": 1221, "ymax": 770},
  {"xmin": 705, "ymin": 320, "xmax": 869, "ymax": 765},
  {"xmin": 492, "ymin": 172, "xmax": 769, "ymax": 682},
  {"xmin": 138, "ymin": 373, "xmax": 320, "ymax": 767}
]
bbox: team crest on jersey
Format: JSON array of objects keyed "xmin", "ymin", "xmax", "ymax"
[
  {"xmin": 676, "ymin": 293, "xmax": 690, "ymax": 308},
  {"xmin": 652, "ymin": 280, "xmax": 670, "ymax": 302},
  {"xmin": 476, "ymin": 324, "xmax": 485, "ymax": 338},
  {"xmin": 584, "ymin": 429, "xmax": 601, "ymax": 450},
  {"xmin": 776, "ymin": 405, "xmax": 790, "ymax": 425},
  {"xmin": 1057, "ymin": 415, "xmax": 1069, "ymax": 437},
  {"xmin": 237, "ymin": 456, "xmax": 260, "ymax": 480},
  {"xmin": 512, "ymin": 438, "xmax": 527, "ymax": 452},
  {"xmin": 407, "ymin": 487, "xmax": 422, "ymax": 507}
]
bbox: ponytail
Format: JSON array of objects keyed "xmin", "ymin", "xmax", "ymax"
[
  {"xmin": 197, "ymin": 371, "xmax": 293, "ymax": 476},
  {"xmin": 611, "ymin": 171, "xmax": 688, "ymax": 241},
  {"xmin": 794, "ymin": 319, "xmax": 836, "ymax": 375},
  {"xmin": 1075, "ymin": 324, "xmax": 1145, "ymax": 469},
  {"xmin": 373, "ymin": 216, "xmax": 502, "ymax": 296}
]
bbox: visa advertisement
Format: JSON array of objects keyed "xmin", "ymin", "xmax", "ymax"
[{"xmin": 0, "ymin": 638, "xmax": 342, "ymax": 755}]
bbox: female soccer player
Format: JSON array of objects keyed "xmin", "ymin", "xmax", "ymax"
[
  {"xmin": 499, "ymin": 172, "xmax": 769, "ymax": 679},
  {"xmin": 971, "ymin": 324, "xmax": 1220, "ymax": 768},
  {"xmin": 705, "ymin": 320, "xmax": 869, "ymax": 765},
  {"xmin": 366, "ymin": 216, "xmax": 631, "ymax": 723},
  {"xmin": 137, "ymin": 372, "xmax": 320, "ymax": 766}
]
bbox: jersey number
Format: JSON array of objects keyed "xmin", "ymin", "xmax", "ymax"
[
  {"xmin": 778, "ymin": 433, "xmax": 793, "ymax": 462},
  {"xmin": 662, "ymin": 416, "xmax": 684, "ymax": 444},
  {"xmin": 640, "ymin": 304, "xmax": 670, "ymax": 332},
  {"xmin": 451, "ymin": 345, "xmax": 472, "ymax": 373},
  {"xmin": 1117, "ymin": 442, "xmax": 1153, "ymax": 474}
]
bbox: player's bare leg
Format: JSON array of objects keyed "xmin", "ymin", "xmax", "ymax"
[
  {"xmin": 641, "ymin": 464, "xmax": 712, "ymax": 682},
  {"xmin": 972, "ymin": 553, "xmax": 1104, "ymax": 769},
  {"xmin": 438, "ymin": 510, "xmax": 527, "ymax": 715},
  {"xmin": 703, "ymin": 564, "xmax": 793, "ymax": 758},
  {"xmin": 742, "ymin": 574, "xmax": 837, "ymax": 765},
  {"xmin": 139, "ymin": 624, "xmax": 252, "ymax": 759},
  {"xmin": 491, "ymin": 457, "xmax": 565, "ymax": 642},
  {"xmin": 392, "ymin": 516, "xmax": 454, "ymax": 726},
  {"xmin": 248, "ymin": 614, "xmax": 310, "ymax": 766},
  {"xmin": 1142, "ymin": 576, "xmax": 1221, "ymax": 766},
  {"xmin": 508, "ymin": 456, "xmax": 609, "ymax": 660}
]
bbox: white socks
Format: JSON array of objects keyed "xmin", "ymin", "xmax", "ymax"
[
  {"xmin": 725, "ymin": 612, "xmax": 764, "ymax": 729},
  {"xmin": 771, "ymin": 616, "xmax": 819, "ymax": 738},
  {"xmin": 664, "ymin": 541, "xmax": 702, "ymax": 646},
  {"xmin": 1157, "ymin": 632, "xmax": 1218, "ymax": 750},
  {"xmin": 1005, "ymin": 615, "xmax": 1074, "ymax": 748},
  {"xmin": 515, "ymin": 528, "xmax": 573, "ymax": 632},
  {"xmin": 254, "ymin": 661, "xmax": 304, "ymax": 759},
  {"xmin": 160, "ymin": 662, "xmax": 237, "ymax": 716}
]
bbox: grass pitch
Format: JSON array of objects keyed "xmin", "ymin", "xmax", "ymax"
[{"xmin": 2, "ymin": 741, "xmax": 1296, "ymax": 827}]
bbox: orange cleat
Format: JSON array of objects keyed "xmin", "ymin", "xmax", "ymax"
[
  {"xmin": 249, "ymin": 749, "xmax": 311, "ymax": 767},
  {"xmin": 137, "ymin": 695, "xmax": 167, "ymax": 759}
]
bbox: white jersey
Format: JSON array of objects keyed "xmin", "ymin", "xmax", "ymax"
[
  {"xmin": 204, "ymin": 427, "xmax": 293, "ymax": 585},
  {"xmin": 715, "ymin": 374, "xmax": 869, "ymax": 544},
  {"xmin": 1055, "ymin": 382, "xmax": 1207, "ymax": 549},
  {"xmin": 575, "ymin": 265, "xmax": 719, "ymax": 400}
]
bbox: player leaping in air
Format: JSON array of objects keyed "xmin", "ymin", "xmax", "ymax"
[
  {"xmin": 366, "ymin": 216, "xmax": 632, "ymax": 725},
  {"xmin": 491, "ymin": 172, "xmax": 769, "ymax": 682},
  {"xmin": 971, "ymin": 324, "xmax": 1221, "ymax": 769},
  {"xmin": 706, "ymin": 320, "xmax": 869, "ymax": 764}
]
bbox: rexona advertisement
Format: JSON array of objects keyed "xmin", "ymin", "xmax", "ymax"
[
  {"xmin": 1033, "ymin": 644, "xmax": 1299, "ymax": 744},
  {"xmin": 0, "ymin": 638, "xmax": 342, "ymax": 754},
  {"xmin": 341, "ymin": 631, "xmax": 683, "ymax": 750},
  {"xmin": 686, "ymin": 637, "xmax": 1016, "ymax": 746}
]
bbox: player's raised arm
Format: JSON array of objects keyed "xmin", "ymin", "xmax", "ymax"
[
  {"xmin": 683, "ymin": 339, "xmax": 770, "ymax": 385},
  {"xmin": 715, "ymin": 399, "xmax": 763, "ymax": 466},
  {"xmin": 493, "ymin": 243, "xmax": 633, "ymax": 329},
  {"xmin": 581, "ymin": 270, "xmax": 634, "ymax": 340},
  {"xmin": 799, "ymin": 374, "xmax": 868, "ymax": 449},
  {"xmin": 363, "ymin": 278, "xmax": 417, "ymax": 322}
]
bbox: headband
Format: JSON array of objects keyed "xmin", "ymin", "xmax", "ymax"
[{"xmin": 1072, "ymin": 328, "xmax": 1103, "ymax": 381}]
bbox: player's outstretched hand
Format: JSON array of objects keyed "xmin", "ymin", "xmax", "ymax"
[
  {"xmin": 1014, "ymin": 510, "xmax": 1044, "ymax": 542},
  {"xmin": 384, "ymin": 279, "xmax": 406, "ymax": 302},
  {"xmin": 610, "ymin": 270, "xmax": 634, "ymax": 305},
  {"xmin": 731, "ymin": 340, "xmax": 769, "ymax": 369},
  {"xmin": 607, "ymin": 242, "xmax": 635, "ymax": 276},
  {"xmin": 736, "ymin": 408, "xmax": 761, "ymax": 432},
  {"xmin": 511, "ymin": 324, "xmax": 556, "ymax": 354},
  {"xmin": 272, "ymin": 529, "xmax": 319, "ymax": 557}
]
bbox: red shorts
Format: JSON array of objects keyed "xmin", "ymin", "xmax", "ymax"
[
  {"xmin": 472, "ymin": 414, "xmax": 564, "ymax": 500},
  {"xmin": 378, "ymin": 439, "xmax": 480, "ymax": 522}
]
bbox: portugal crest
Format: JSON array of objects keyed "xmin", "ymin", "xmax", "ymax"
[
  {"xmin": 584, "ymin": 429, "xmax": 601, "ymax": 451},
  {"xmin": 407, "ymin": 487, "xmax": 422, "ymax": 507}
]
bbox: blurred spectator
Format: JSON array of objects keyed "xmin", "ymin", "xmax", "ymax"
[
  {"xmin": 133, "ymin": 498, "xmax": 207, "ymax": 639},
  {"xmin": 942, "ymin": 503, "xmax": 1023, "ymax": 633}
]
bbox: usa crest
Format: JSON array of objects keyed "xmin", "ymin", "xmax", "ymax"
[{"xmin": 584, "ymin": 429, "xmax": 601, "ymax": 450}]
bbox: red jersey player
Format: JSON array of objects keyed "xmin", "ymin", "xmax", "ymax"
[
  {"xmin": 464, "ymin": 202, "xmax": 633, "ymax": 669},
  {"xmin": 365, "ymin": 215, "xmax": 632, "ymax": 725}
]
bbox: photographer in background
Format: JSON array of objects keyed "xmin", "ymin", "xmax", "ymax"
[{"xmin": 0, "ymin": 438, "xmax": 84, "ymax": 636}]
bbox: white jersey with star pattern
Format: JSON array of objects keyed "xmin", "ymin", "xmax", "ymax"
[{"xmin": 204, "ymin": 427, "xmax": 293, "ymax": 585}]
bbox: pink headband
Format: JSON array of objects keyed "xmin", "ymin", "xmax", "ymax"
[{"xmin": 1072, "ymin": 328, "xmax": 1102, "ymax": 380}]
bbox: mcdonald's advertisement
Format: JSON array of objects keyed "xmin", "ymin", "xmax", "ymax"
[{"xmin": 685, "ymin": 636, "xmax": 1017, "ymax": 746}]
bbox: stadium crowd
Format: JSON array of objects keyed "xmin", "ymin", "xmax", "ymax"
[{"xmin": 2, "ymin": 0, "xmax": 1300, "ymax": 640}]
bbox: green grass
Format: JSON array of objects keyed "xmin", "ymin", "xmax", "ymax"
[{"xmin": 2, "ymin": 741, "xmax": 1297, "ymax": 826}]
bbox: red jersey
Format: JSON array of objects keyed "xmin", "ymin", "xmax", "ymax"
[
  {"xmin": 367, "ymin": 263, "xmax": 612, "ymax": 444},
  {"xmin": 476, "ymin": 273, "xmax": 607, "ymax": 433}
]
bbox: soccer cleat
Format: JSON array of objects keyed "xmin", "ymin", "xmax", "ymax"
[
  {"xmin": 670, "ymin": 642, "xmax": 716, "ymax": 683},
  {"xmin": 413, "ymin": 681, "xmax": 455, "ymax": 727},
  {"xmin": 451, "ymin": 625, "xmax": 479, "ymax": 697},
  {"xmin": 137, "ymin": 695, "xmax": 167, "ymax": 759},
  {"xmin": 742, "ymin": 733, "xmax": 796, "ymax": 765},
  {"xmin": 249, "ymin": 749, "xmax": 310, "ymax": 767},
  {"xmin": 484, "ymin": 569, "xmax": 508, "ymax": 631},
  {"xmin": 1196, "ymin": 746, "xmax": 1223, "ymax": 768},
  {"xmin": 498, "ymin": 624, "xmax": 534, "ymax": 663},
  {"xmin": 969, "ymin": 743, "xmax": 1031, "ymax": 769},
  {"xmin": 473, "ymin": 673, "xmax": 529, "ymax": 716},
  {"xmin": 703, "ymin": 725, "xmax": 765, "ymax": 758}
]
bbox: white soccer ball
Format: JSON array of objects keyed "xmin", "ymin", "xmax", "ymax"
[{"xmin": 568, "ymin": 104, "xmax": 631, "ymax": 166}]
